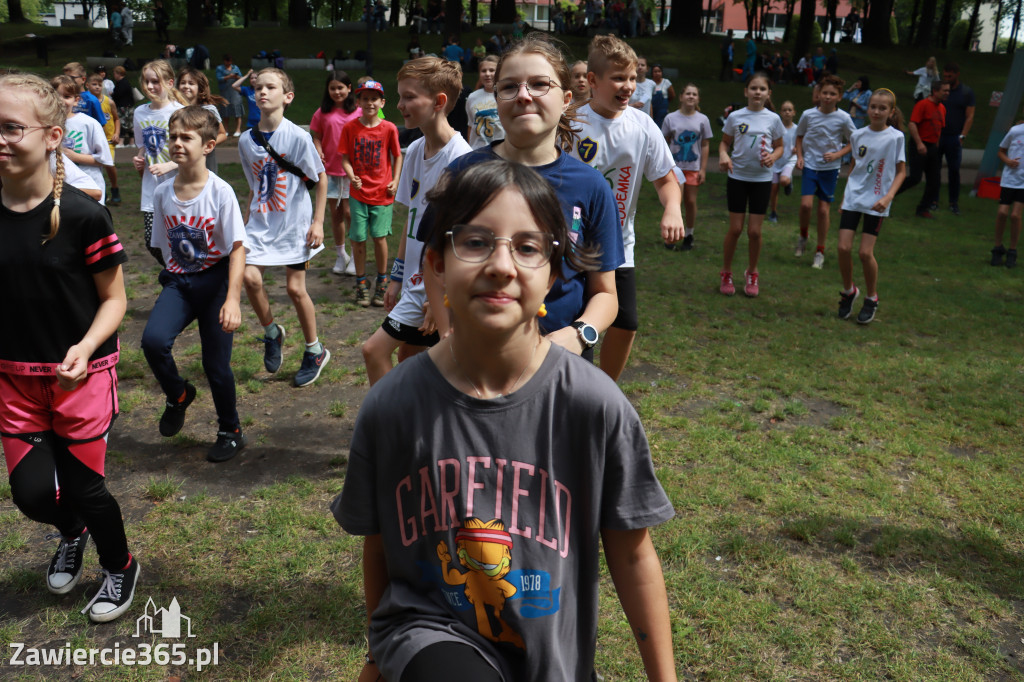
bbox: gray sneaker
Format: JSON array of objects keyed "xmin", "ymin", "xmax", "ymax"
[{"xmin": 262, "ymin": 325, "xmax": 285, "ymax": 373}]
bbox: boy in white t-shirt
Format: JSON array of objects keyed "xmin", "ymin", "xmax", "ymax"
[
  {"xmin": 795, "ymin": 74, "xmax": 856, "ymax": 268},
  {"xmin": 238, "ymin": 68, "xmax": 330, "ymax": 387},
  {"xmin": 992, "ymin": 119, "xmax": 1024, "ymax": 268},
  {"xmin": 52, "ymin": 76, "xmax": 115, "ymax": 204},
  {"xmin": 362, "ymin": 57, "xmax": 472, "ymax": 386},
  {"xmin": 142, "ymin": 107, "xmax": 249, "ymax": 463},
  {"xmin": 627, "ymin": 55, "xmax": 655, "ymax": 116},
  {"xmin": 465, "ymin": 55, "xmax": 504, "ymax": 149},
  {"xmin": 572, "ymin": 35, "xmax": 684, "ymax": 382}
]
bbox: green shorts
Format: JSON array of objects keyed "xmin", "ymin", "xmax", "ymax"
[{"xmin": 349, "ymin": 197, "xmax": 393, "ymax": 242}]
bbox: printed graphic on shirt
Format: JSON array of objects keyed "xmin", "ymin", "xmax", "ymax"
[
  {"xmin": 410, "ymin": 178, "xmax": 420, "ymax": 200},
  {"xmin": 857, "ymin": 144, "xmax": 867, "ymax": 158},
  {"xmin": 673, "ymin": 130, "xmax": 700, "ymax": 164},
  {"xmin": 163, "ymin": 214, "xmax": 223, "ymax": 273},
  {"xmin": 251, "ymin": 157, "xmax": 289, "ymax": 213},
  {"xmin": 737, "ymin": 123, "xmax": 749, "ymax": 134},
  {"xmin": 141, "ymin": 122, "xmax": 170, "ymax": 164},
  {"xmin": 354, "ymin": 137, "xmax": 383, "ymax": 169},
  {"xmin": 63, "ymin": 130, "xmax": 87, "ymax": 153},
  {"xmin": 474, "ymin": 107, "xmax": 499, "ymax": 140},
  {"xmin": 576, "ymin": 137, "xmax": 598, "ymax": 164}
]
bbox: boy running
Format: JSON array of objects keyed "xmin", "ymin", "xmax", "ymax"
[
  {"xmin": 238, "ymin": 68, "xmax": 330, "ymax": 387},
  {"xmin": 571, "ymin": 35, "xmax": 684, "ymax": 381},
  {"xmin": 795, "ymin": 74, "xmax": 856, "ymax": 268},
  {"xmin": 142, "ymin": 107, "xmax": 248, "ymax": 462},
  {"xmin": 339, "ymin": 80, "xmax": 403, "ymax": 307}
]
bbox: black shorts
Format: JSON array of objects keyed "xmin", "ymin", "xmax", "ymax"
[
  {"xmin": 610, "ymin": 267, "xmax": 638, "ymax": 332},
  {"xmin": 999, "ymin": 186, "xmax": 1024, "ymax": 205},
  {"xmin": 726, "ymin": 177, "xmax": 772, "ymax": 215},
  {"xmin": 381, "ymin": 317, "xmax": 440, "ymax": 347},
  {"xmin": 286, "ymin": 261, "xmax": 311, "ymax": 271},
  {"xmin": 839, "ymin": 210, "xmax": 883, "ymax": 237}
]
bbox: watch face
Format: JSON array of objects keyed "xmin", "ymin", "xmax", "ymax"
[{"xmin": 580, "ymin": 324, "xmax": 599, "ymax": 345}]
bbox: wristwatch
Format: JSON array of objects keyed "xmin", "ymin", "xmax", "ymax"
[{"xmin": 571, "ymin": 321, "xmax": 599, "ymax": 350}]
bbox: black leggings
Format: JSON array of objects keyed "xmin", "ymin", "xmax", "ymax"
[
  {"xmin": 7, "ymin": 432, "xmax": 129, "ymax": 572},
  {"xmin": 401, "ymin": 642, "xmax": 503, "ymax": 682}
]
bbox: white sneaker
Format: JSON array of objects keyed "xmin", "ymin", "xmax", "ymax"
[
  {"xmin": 331, "ymin": 253, "xmax": 347, "ymax": 275},
  {"xmin": 232, "ymin": 131, "xmax": 241, "ymax": 138},
  {"xmin": 795, "ymin": 236, "xmax": 807, "ymax": 257},
  {"xmin": 344, "ymin": 249, "xmax": 356, "ymax": 275},
  {"xmin": 812, "ymin": 251, "xmax": 825, "ymax": 269}
]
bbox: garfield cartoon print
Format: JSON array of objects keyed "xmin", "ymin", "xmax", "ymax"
[{"xmin": 437, "ymin": 518, "xmax": 524, "ymax": 648}]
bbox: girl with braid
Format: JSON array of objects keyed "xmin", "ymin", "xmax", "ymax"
[{"xmin": 0, "ymin": 73, "xmax": 139, "ymax": 623}]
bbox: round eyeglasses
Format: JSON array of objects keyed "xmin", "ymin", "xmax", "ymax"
[
  {"xmin": 0, "ymin": 122, "xmax": 50, "ymax": 145},
  {"xmin": 446, "ymin": 225, "xmax": 558, "ymax": 269},
  {"xmin": 494, "ymin": 77, "xmax": 562, "ymax": 101}
]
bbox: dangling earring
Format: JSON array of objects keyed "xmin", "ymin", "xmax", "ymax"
[
  {"xmin": 537, "ymin": 303, "xmax": 547, "ymax": 318},
  {"xmin": 443, "ymin": 294, "xmax": 451, "ymax": 308}
]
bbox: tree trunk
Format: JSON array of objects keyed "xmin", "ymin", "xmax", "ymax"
[
  {"xmin": 862, "ymin": 0, "xmax": 892, "ymax": 46},
  {"xmin": 826, "ymin": 0, "xmax": 838, "ymax": 43},
  {"xmin": 759, "ymin": 0, "xmax": 771, "ymax": 40},
  {"xmin": 1011, "ymin": 0, "xmax": 1022, "ymax": 53},
  {"xmin": 936, "ymin": 0, "xmax": 954, "ymax": 49},
  {"xmin": 445, "ymin": 0, "xmax": 461, "ymax": 36},
  {"xmin": 492, "ymin": 0, "xmax": 515, "ymax": 23},
  {"xmin": 965, "ymin": 0, "xmax": 983, "ymax": 49},
  {"xmin": 289, "ymin": 0, "xmax": 309, "ymax": 27},
  {"xmin": 7, "ymin": 0, "xmax": 26, "ymax": 22},
  {"xmin": 665, "ymin": 0, "xmax": 703, "ymax": 36},
  {"xmin": 992, "ymin": 0, "xmax": 1004, "ymax": 51},
  {"xmin": 782, "ymin": 0, "xmax": 797, "ymax": 43},
  {"xmin": 471, "ymin": 0, "xmax": 478, "ymax": 27},
  {"xmin": 907, "ymin": 0, "xmax": 921, "ymax": 44},
  {"xmin": 793, "ymin": 0, "xmax": 818, "ymax": 59},
  {"xmin": 914, "ymin": 0, "xmax": 937, "ymax": 47},
  {"xmin": 187, "ymin": 0, "xmax": 205, "ymax": 29}
]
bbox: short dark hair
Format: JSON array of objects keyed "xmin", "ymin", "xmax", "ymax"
[
  {"xmin": 943, "ymin": 62, "xmax": 960, "ymax": 74},
  {"xmin": 424, "ymin": 160, "xmax": 599, "ymax": 277},
  {"xmin": 169, "ymin": 105, "xmax": 220, "ymax": 144},
  {"xmin": 931, "ymin": 79, "xmax": 947, "ymax": 94}
]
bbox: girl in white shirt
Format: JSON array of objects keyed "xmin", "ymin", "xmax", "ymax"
[
  {"xmin": 836, "ymin": 88, "xmax": 906, "ymax": 324},
  {"xmin": 768, "ymin": 100, "xmax": 798, "ymax": 222},
  {"xmin": 131, "ymin": 60, "xmax": 187, "ymax": 265},
  {"xmin": 718, "ymin": 73, "xmax": 784, "ymax": 298}
]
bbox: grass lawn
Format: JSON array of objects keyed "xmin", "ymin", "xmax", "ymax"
[{"xmin": 1, "ymin": 21, "xmax": 1023, "ymax": 682}]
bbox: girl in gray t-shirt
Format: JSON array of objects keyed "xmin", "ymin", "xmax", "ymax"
[{"xmin": 333, "ymin": 160, "xmax": 677, "ymax": 682}]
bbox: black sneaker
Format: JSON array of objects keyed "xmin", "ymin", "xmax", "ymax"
[
  {"xmin": 838, "ymin": 286, "xmax": 859, "ymax": 320},
  {"xmin": 207, "ymin": 430, "xmax": 247, "ymax": 463},
  {"xmin": 262, "ymin": 325, "xmax": 285, "ymax": 373},
  {"xmin": 857, "ymin": 298, "xmax": 878, "ymax": 325},
  {"xmin": 784, "ymin": 182, "xmax": 792, "ymax": 196},
  {"xmin": 991, "ymin": 245, "xmax": 1007, "ymax": 266},
  {"xmin": 294, "ymin": 348, "xmax": 331, "ymax": 387},
  {"xmin": 81, "ymin": 555, "xmax": 140, "ymax": 623},
  {"xmin": 950, "ymin": 204, "xmax": 960, "ymax": 216},
  {"xmin": 158, "ymin": 381, "xmax": 196, "ymax": 437},
  {"xmin": 46, "ymin": 529, "xmax": 90, "ymax": 595},
  {"xmin": 680, "ymin": 234, "xmax": 694, "ymax": 251},
  {"xmin": 1007, "ymin": 249, "xmax": 1018, "ymax": 268}
]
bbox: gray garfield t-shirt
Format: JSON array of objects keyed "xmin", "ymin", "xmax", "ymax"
[{"xmin": 332, "ymin": 344, "xmax": 674, "ymax": 681}]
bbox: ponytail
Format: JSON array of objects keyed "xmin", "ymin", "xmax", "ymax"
[{"xmin": 888, "ymin": 106, "xmax": 905, "ymax": 133}]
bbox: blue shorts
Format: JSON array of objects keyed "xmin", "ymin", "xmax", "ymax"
[{"xmin": 801, "ymin": 167, "xmax": 839, "ymax": 203}]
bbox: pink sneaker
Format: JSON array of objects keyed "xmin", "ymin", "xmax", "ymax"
[
  {"xmin": 719, "ymin": 271, "xmax": 735, "ymax": 296},
  {"xmin": 744, "ymin": 270, "xmax": 759, "ymax": 297}
]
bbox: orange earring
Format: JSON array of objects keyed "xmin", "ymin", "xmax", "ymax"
[
  {"xmin": 537, "ymin": 303, "xmax": 547, "ymax": 318},
  {"xmin": 443, "ymin": 294, "xmax": 451, "ymax": 308}
]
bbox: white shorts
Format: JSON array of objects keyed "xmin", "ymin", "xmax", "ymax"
[
  {"xmin": 389, "ymin": 279, "xmax": 428, "ymax": 328},
  {"xmin": 772, "ymin": 159, "xmax": 797, "ymax": 184},
  {"xmin": 327, "ymin": 175, "xmax": 351, "ymax": 201}
]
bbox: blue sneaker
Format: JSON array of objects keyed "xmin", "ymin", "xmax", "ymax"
[
  {"xmin": 294, "ymin": 348, "xmax": 330, "ymax": 387},
  {"xmin": 262, "ymin": 325, "xmax": 285, "ymax": 373}
]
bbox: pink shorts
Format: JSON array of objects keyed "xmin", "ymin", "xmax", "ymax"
[
  {"xmin": 0, "ymin": 369, "xmax": 118, "ymax": 443},
  {"xmin": 672, "ymin": 168, "xmax": 701, "ymax": 186}
]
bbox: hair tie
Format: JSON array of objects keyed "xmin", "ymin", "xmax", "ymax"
[{"xmin": 53, "ymin": 198, "xmax": 60, "ymax": 208}]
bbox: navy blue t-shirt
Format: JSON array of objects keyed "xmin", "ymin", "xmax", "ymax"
[
  {"xmin": 941, "ymin": 82, "xmax": 975, "ymax": 137},
  {"xmin": 417, "ymin": 144, "xmax": 624, "ymax": 334}
]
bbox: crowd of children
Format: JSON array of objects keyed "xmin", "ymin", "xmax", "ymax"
[{"xmin": 1, "ymin": 36, "xmax": 1019, "ymax": 681}]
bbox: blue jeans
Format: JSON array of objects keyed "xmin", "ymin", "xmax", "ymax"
[
  {"xmin": 938, "ymin": 134, "xmax": 963, "ymax": 207},
  {"xmin": 141, "ymin": 260, "xmax": 239, "ymax": 432}
]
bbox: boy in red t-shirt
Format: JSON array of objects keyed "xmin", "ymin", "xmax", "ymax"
[
  {"xmin": 896, "ymin": 79, "xmax": 948, "ymax": 217},
  {"xmin": 339, "ymin": 80, "xmax": 403, "ymax": 307}
]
